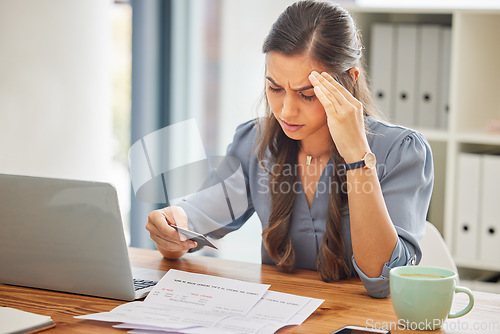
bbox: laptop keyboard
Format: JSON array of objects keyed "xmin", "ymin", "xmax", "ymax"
[{"xmin": 133, "ymin": 278, "xmax": 158, "ymax": 291}]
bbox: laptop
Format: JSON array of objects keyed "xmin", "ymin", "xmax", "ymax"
[{"xmin": 0, "ymin": 173, "xmax": 166, "ymax": 301}]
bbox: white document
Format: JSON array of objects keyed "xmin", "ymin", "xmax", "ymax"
[
  {"xmin": 245, "ymin": 290, "xmax": 312, "ymax": 324},
  {"xmin": 127, "ymin": 328, "xmax": 233, "ymax": 334},
  {"xmin": 370, "ymin": 23, "xmax": 395, "ymax": 120},
  {"xmin": 437, "ymin": 26, "xmax": 451, "ymax": 129},
  {"xmin": 114, "ymin": 290, "xmax": 323, "ymax": 333},
  {"xmin": 287, "ymin": 298, "xmax": 325, "ymax": 325},
  {"xmin": 479, "ymin": 154, "xmax": 500, "ymax": 265},
  {"xmin": 77, "ymin": 301, "xmax": 229, "ymax": 329},
  {"xmin": 455, "ymin": 153, "xmax": 481, "ymax": 261},
  {"xmin": 118, "ymin": 319, "xmax": 273, "ymax": 334},
  {"xmin": 393, "ymin": 24, "xmax": 418, "ymax": 127},
  {"xmin": 144, "ymin": 269, "xmax": 269, "ymax": 315},
  {"xmin": 77, "ymin": 269, "xmax": 270, "ymax": 329},
  {"xmin": 416, "ymin": 25, "xmax": 441, "ymax": 128},
  {"xmin": 76, "ymin": 269, "xmax": 323, "ymax": 334}
]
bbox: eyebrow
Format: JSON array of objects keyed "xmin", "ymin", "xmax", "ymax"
[{"xmin": 266, "ymin": 76, "xmax": 314, "ymax": 92}]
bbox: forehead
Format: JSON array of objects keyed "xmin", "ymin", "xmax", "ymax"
[{"xmin": 266, "ymin": 52, "xmax": 324, "ymax": 85}]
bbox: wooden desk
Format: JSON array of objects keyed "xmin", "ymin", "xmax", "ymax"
[{"xmin": 1, "ymin": 247, "xmax": 499, "ymax": 333}]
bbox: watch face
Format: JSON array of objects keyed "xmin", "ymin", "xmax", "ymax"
[{"xmin": 364, "ymin": 152, "xmax": 376, "ymax": 169}]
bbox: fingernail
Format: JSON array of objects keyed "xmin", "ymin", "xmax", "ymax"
[{"xmin": 189, "ymin": 241, "xmax": 197, "ymax": 248}]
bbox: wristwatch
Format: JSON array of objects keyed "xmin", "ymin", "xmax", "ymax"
[{"xmin": 344, "ymin": 152, "xmax": 377, "ymax": 170}]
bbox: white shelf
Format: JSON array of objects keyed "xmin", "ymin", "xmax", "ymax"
[
  {"xmin": 346, "ymin": 2, "xmax": 500, "ymax": 14},
  {"xmin": 456, "ymin": 260, "xmax": 500, "ymax": 273},
  {"xmin": 417, "ymin": 128, "xmax": 450, "ymax": 142},
  {"xmin": 459, "ymin": 279, "xmax": 500, "ymax": 294},
  {"xmin": 455, "ymin": 132, "xmax": 500, "ymax": 146},
  {"xmin": 350, "ymin": 5, "xmax": 500, "ymax": 274},
  {"xmin": 345, "ymin": 5, "xmax": 455, "ymax": 14}
]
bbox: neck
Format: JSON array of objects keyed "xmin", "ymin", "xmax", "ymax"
[
  {"xmin": 299, "ymin": 133, "xmax": 332, "ymax": 158},
  {"xmin": 298, "ymin": 124, "xmax": 333, "ymax": 165},
  {"xmin": 299, "ymin": 142, "xmax": 331, "ymax": 158},
  {"xmin": 298, "ymin": 140, "xmax": 332, "ymax": 166}
]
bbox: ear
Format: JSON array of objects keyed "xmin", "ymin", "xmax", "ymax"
[{"xmin": 348, "ymin": 67, "xmax": 360, "ymax": 83}]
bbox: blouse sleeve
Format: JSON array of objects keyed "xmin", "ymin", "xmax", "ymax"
[
  {"xmin": 352, "ymin": 130, "xmax": 434, "ymax": 298},
  {"xmin": 177, "ymin": 120, "xmax": 257, "ymax": 241}
]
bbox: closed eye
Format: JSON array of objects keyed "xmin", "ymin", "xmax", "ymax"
[
  {"xmin": 300, "ymin": 92, "xmax": 315, "ymax": 102},
  {"xmin": 268, "ymin": 86, "xmax": 282, "ymax": 93}
]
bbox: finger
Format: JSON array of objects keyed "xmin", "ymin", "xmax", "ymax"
[
  {"xmin": 309, "ymin": 71, "xmax": 343, "ymax": 113},
  {"xmin": 164, "ymin": 206, "xmax": 190, "ymax": 241},
  {"xmin": 146, "ymin": 216, "xmax": 181, "ymax": 245},
  {"xmin": 147, "ymin": 222, "xmax": 196, "ymax": 251},
  {"xmin": 309, "ymin": 71, "xmax": 349, "ymax": 106},
  {"xmin": 168, "ymin": 206, "xmax": 189, "ymax": 229},
  {"xmin": 150, "ymin": 206, "xmax": 188, "ymax": 234},
  {"xmin": 321, "ymin": 72, "xmax": 360, "ymax": 106},
  {"xmin": 147, "ymin": 210, "xmax": 172, "ymax": 235},
  {"xmin": 156, "ymin": 240, "xmax": 196, "ymax": 254},
  {"xmin": 147, "ymin": 209, "xmax": 195, "ymax": 250},
  {"xmin": 152, "ymin": 232, "xmax": 196, "ymax": 252},
  {"xmin": 313, "ymin": 85, "xmax": 341, "ymax": 117}
]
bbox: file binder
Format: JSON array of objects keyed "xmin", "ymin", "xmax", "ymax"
[
  {"xmin": 437, "ymin": 26, "xmax": 452, "ymax": 129},
  {"xmin": 393, "ymin": 24, "xmax": 418, "ymax": 127},
  {"xmin": 416, "ymin": 25, "xmax": 441, "ymax": 128},
  {"xmin": 454, "ymin": 153, "xmax": 481, "ymax": 262},
  {"xmin": 478, "ymin": 154, "xmax": 500, "ymax": 265},
  {"xmin": 370, "ymin": 23, "xmax": 395, "ymax": 120}
]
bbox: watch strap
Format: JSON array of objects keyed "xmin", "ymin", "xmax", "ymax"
[{"xmin": 344, "ymin": 160, "xmax": 365, "ymax": 171}]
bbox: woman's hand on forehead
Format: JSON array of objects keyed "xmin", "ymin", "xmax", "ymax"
[{"xmin": 308, "ymin": 71, "xmax": 369, "ymax": 163}]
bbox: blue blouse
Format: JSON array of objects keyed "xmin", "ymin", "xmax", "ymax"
[{"xmin": 179, "ymin": 116, "xmax": 434, "ymax": 298}]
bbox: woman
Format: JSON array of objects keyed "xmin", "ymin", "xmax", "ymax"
[{"xmin": 146, "ymin": 0, "xmax": 433, "ymax": 298}]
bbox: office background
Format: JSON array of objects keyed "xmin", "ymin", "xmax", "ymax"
[
  {"xmin": 0, "ymin": 0, "xmax": 289, "ymax": 264},
  {"xmin": 1, "ymin": 0, "xmax": 499, "ymax": 290}
]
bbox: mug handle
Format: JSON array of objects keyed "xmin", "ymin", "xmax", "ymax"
[{"xmin": 448, "ymin": 286, "xmax": 474, "ymax": 319}]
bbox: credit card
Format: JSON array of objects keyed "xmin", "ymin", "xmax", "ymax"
[{"xmin": 169, "ymin": 225, "xmax": 218, "ymax": 250}]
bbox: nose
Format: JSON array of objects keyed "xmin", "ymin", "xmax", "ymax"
[{"xmin": 281, "ymin": 93, "xmax": 299, "ymax": 120}]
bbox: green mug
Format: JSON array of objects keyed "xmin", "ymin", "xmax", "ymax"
[{"xmin": 390, "ymin": 266, "xmax": 474, "ymax": 330}]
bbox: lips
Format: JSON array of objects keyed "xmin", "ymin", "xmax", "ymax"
[{"xmin": 280, "ymin": 119, "xmax": 304, "ymax": 132}]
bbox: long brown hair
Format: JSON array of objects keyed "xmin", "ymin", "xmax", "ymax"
[{"xmin": 258, "ymin": 0, "xmax": 377, "ymax": 282}]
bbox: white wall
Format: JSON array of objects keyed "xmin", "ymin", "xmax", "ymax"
[
  {"xmin": 0, "ymin": 0, "xmax": 113, "ymax": 182},
  {"xmin": 217, "ymin": 0, "xmax": 295, "ymax": 153}
]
